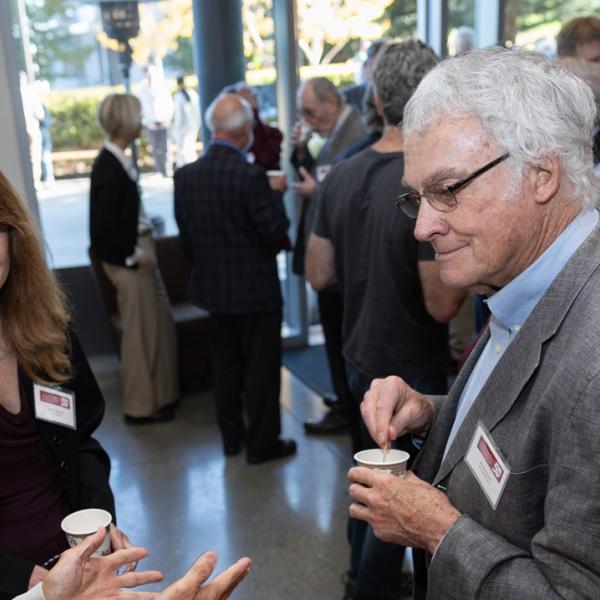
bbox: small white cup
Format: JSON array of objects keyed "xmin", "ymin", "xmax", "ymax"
[
  {"xmin": 354, "ymin": 449, "xmax": 410, "ymax": 477},
  {"xmin": 61, "ymin": 508, "xmax": 112, "ymax": 556},
  {"xmin": 266, "ymin": 169, "xmax": 286, "ymax": 179}
]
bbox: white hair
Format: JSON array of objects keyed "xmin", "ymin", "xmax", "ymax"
[
  {"xmin": 403, "ymin": 46, "xmax": 598, "ymax": 207},
  {"xmin": 205, "ymin": 94, "xmax": 253, "ymax": 133},
  {"xmin": 454, "ymin": 26, "xmax": 475, "ymax": 55}
]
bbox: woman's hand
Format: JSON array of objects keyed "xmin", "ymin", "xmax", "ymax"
[
  {"xmin": 42, "ymin": 528, "xmax": 163, "ymax": 600},
  {"xmin": 110, "ymin": 524, "xmax": 137, "ymax": 572},
  {"xmin": 28, "ymin": 565, "xmax": 49, "ymax": 589},
  {"xmin": 157, "ymin": 553, "xmax": 251, "ymax": 600}
]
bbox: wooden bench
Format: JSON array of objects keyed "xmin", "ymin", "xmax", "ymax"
[{"xmin": 89, "ymin": 235, "xmax": 211, "ymax": 391}]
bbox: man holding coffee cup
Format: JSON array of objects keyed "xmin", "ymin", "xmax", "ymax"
[
  {"xmin": 174, "ymin": 93, "xmax": 296, "ymax": 464},
  {"xmin": 349, "ymin": 47, "xmax": 600, "ymax": 598}
]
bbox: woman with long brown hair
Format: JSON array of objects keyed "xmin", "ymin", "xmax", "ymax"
[{"xmin": 0, "ymin": 171, "xmax": 133, "ymax": 600}]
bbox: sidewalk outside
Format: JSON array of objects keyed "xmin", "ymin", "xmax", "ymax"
[{"xmin": 37, "ymin": 173, "xmax": 178, "ymax": 269}]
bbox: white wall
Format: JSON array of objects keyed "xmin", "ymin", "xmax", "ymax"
[{"xmin": 0, "ymin": 2, "xmax": 40, "ymax": 224}]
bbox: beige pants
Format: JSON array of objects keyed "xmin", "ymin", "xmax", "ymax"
[{"xmin": 103, "ymin": 236, "xmax": 178, "ymax": 417}]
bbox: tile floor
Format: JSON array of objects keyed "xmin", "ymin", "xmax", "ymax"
[{"xmin": 92, "ymin": 358, "xmax": 356, "ymax": 599}]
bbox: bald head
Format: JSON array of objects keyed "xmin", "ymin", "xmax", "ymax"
[
  {"xmin": 205, "ymin": 93, "xmax": 254, "ymax": 150},
  {"xmin": 206, "ymin": 94, "xmax": 253, "ymax": 134}
]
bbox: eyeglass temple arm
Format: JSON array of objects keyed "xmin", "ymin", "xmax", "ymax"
[{"xmin": 447, "ymin": 153, "xmax": 510, "ymax": 194}]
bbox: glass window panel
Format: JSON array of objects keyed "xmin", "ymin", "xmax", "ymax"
[
  {"xmin": 243, "ymin": 0, "xmax": 305, "ymax": 340},
  {"xmin": 503, "ymin": 1, "xmax": 600, "ymax": 57},
  {"xmin": 11, "ymin": 0, "xmax": 198, "ymax": 268},
  {"xmin": 448, "ymin": 0, "xmax": 476, "ymax": 56},
  {"xmin": 287, "ymin": 1, "xmax": 418, "ymax": 340},
  {"xmin": 294, "ymin": 0, "xmax": 416, "ymax": 86}
]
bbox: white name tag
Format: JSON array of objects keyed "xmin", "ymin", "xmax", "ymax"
[
  {"xmin": 464, "ymin": 422, "xmax": 510, "ymax": 510},
  {"xmin": 33, "ymin": 384, "xmax": 76, "ymax": 430},
  {"xmin": 316, "ymin": 164, "xmax": 332, "ymax": 183}
]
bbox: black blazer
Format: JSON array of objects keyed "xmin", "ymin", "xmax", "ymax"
[
  {"xmin": 89, "ymin": 148, "xmax": 139, "ymax": 267},
  {"xmin": 0, "ymin": 331, "xmax": 115, "ymax": 599},
  {"xmin": 174, "ymin": 143, "xmax": 290, "ymax": 315}
]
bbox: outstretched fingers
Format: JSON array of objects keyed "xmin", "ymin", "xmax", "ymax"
[
  {"xmin": 106, "ymin": 546, "xmax": 150, "ymax": 571},
  {"xmin": 157, "ymin": 551, "xmax": 218, "ymax": 598},
  {"xmin": 76, "ymin": 528, "xmax": 107, "ymax": 563},
  {"xmin": 207, "ymin": 557, "xmax": 252, "ymax": 598},
  {"xmin": 184, "ymin": 551, "xmax": 218, "ymax": 590},
  {"xmin": 118, "ymin": 569, "xmax": 164, "ymax": 589}
]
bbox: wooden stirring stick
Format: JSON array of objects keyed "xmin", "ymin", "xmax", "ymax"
[{"xmin": 383, "ymin": 441, "xmax": 389, "ymax": 463}]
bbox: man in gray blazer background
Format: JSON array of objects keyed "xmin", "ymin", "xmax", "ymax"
[
  {"xmin": 348, "ymin": 47, "xmax": 600, "ymax": 598},
  {"xmin": 290, "ymin": 76, "xmax": 366, "ymax": 274},
  {"xmin": 290, "ymin": 77, "xmax": 366, "ymax": 435}
]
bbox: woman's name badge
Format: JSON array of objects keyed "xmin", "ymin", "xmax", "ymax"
[
  {"xmin": 464, "ymin": 422, "xmax": 510, "ymax": 510},
  {"xmin": 33, "ymin": 384, "xmax": 76, "ymax": 429}
]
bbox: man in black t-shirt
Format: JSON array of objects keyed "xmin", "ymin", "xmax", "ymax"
[{"xmin": 306, "ymin": 41, "xmax": 466, "ymax": 600}]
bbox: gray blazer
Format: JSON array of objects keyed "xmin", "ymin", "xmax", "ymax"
[
  {"xmin": 313, "ymin": 106, "xmax": 366, "ymax": 170},
  {"xmin": 412, "ymin": 224, "xmax": 600, "ymax": 599},
  {"xmin": 291, "ymin": 107, "xmax": 365, "ymax": 274}
]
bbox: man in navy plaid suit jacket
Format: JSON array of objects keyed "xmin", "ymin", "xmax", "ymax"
[{"xmin": 174, "ymin": 94, "xmax": 296, "ymax": 464}]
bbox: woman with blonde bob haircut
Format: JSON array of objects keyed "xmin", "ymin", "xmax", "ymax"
[
  {"xmin": 0, "ymin": 170, "xmax": 134, "ymax": 599},
  {"xmin": 97, "ymin": 93, "xmax": 143, "ymax": 140},
  {"xmin": 89, "ymin": 93, "xmax": 178, "ymax": 424}
]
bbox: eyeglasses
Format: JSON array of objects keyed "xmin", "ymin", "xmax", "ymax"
[{"xmin": 396, "ymin": 153, "xmax": 510, "ymax": 218}]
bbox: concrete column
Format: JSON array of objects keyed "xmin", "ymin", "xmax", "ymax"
[
  {"xmin": 192, "ymin": 0, "xmax": 246, "ymax": 145},
  {"xmin": 0, "ymin": 2, "xmax": 40, "ymax": 224}
]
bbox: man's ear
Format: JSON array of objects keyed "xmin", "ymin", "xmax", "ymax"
[
  {"xmin": 325, "ymin": 92, "xmax": 339, "ymax": 113},
  {"xmin": 531, "ymin": 153, "xmax": 561, "ymax": 205}
]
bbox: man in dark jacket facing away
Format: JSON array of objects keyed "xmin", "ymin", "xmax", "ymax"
[{"xmin": 174, "ymin": 94, "xmax": 296, "ymax": 465}]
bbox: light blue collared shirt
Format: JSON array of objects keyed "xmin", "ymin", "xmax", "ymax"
[
  {"xmin": 443, "ymin": 208, "xmax": 599, "ymax": 457},
  {"xmin": 211, "ymin": 139, "xmax": 247, "ymax": 159}
]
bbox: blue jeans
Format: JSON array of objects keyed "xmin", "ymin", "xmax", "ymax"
[{"xmin": 345, "ymin": 360, "xmax": 447, "ymax": 600}]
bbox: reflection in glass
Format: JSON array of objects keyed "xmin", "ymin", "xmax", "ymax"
[
  {"xmin": 447, "ymin": 0, "xmax": 475, "ymax": 56},
  {"xmin": 503, "ymin": 1, "xmax": 600, "ymax": 57}
]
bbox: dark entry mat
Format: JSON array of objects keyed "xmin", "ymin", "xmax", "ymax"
[{"xmin": 282, "ymin": 345, "xmax": 333, "ymax": 398}]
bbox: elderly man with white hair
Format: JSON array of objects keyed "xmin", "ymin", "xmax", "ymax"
[
  {"xmin": 174, "ymin": 94, "xmax": 296, "ymax": 465},
  {"xmin": 348, "ymin": 47, "xmax": 600, "ymax": 598}
]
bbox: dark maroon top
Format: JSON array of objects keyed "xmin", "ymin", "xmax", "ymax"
[
  {"xmin": 250, "ymin": 109, "xmax": 283, "ymax": 170},
  {"xmin": 0, "ymin": 383, "xmax": 72, "ymax": 565}
]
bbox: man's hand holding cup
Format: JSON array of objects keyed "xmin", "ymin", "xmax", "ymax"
[
  {"xmin": 266, "ymin": 170, "xmax": 287, "ymax": 193},
  {"xmin": 290, "ymin": 120, "xmax": 311, "ymax": 151}
]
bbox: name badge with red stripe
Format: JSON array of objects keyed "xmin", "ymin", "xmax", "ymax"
[
  {"xmin": 465, "ymin": 422, "xmax": 510, "ymax": 509},
  {"xmin": 33, "ymin": 384, "xmax": 76, "ymax": 430},
  {"xmin": 316, "ymin": 164, "xmax": 332, "ymax": 183}
]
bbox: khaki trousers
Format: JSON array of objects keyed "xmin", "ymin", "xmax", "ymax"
[{"xmin": 103, "ymin": 236, "xmax": 178, "ymax": 417}]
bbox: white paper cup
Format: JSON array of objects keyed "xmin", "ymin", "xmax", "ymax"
[
  {"xmin": 61, "ymin": 508, "xmax": 112, "ymax": 556},
  {"xmin": 266, "ymin": 169, "xmax": 285, "ymax": 179},
  {"xmin": 354, "ymin": 449, "xmax": 410, "ymax": 477}
]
